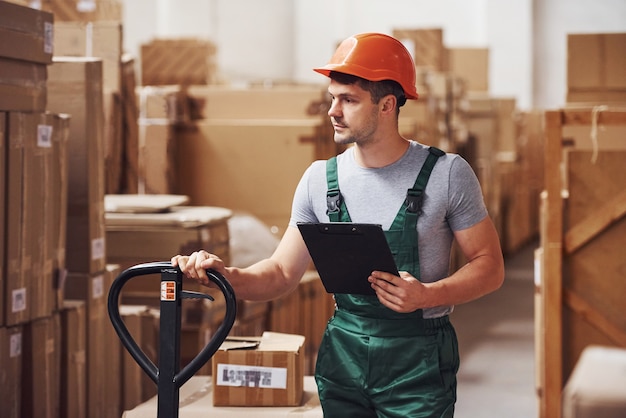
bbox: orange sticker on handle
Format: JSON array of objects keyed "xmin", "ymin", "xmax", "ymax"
[{"xmin": 161, "ymin": 281, "xmax": 176, "ymax": 301}]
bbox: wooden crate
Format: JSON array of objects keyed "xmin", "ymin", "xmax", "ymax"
[{"xmin": 537, "ymin": 107, "xmax": 626, "ymax": 418}]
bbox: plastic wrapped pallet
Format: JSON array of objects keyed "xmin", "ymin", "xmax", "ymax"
[{"xmin": 562, "ymin": 345, "xmax": 626, "ymax": 418}]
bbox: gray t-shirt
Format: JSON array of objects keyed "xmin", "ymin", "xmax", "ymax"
[{"xmin": 289, "ymin": 140, "xmax": 488, "ymax": 318}]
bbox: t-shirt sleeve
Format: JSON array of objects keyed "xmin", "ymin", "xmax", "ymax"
[
  {"xmin": 288, "ymin": 161, "xmax": 324, "ymax": 227},
  {"xmin": 446, "ymin": 156, "xmax": 488, "ymax": 231}
]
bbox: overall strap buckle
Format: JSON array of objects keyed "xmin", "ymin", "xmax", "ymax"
[
  {"xmin": 405, "ymin": 189, "xmax": 424, "ymax": 215},
  {"xmin": 326, "ymin": 190, "xmax": 343, "ymax": 214}
]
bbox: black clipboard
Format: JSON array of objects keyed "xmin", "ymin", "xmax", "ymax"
[{"xmin": 297, "ymin": 222, "xmax": 399, "ymax": 295}]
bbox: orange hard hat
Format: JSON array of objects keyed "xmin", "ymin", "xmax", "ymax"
[{"xmin": 313, "ymin": 32, "xmax": 419, "ymax": 100}]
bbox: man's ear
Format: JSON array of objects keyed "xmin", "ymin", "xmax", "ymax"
[{"xmin": 380, "ymin": 94, "xmax": 397, "ymax": 114}]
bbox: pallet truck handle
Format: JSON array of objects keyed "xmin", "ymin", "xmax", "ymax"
[{"xmin": 107, "ymin": 261, "xmax": 237, "ymax": 388}]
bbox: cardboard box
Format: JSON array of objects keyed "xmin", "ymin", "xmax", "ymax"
[
  {"xmin": 60, "ymin": 300, "xmax": 87, "ymax": 418},
  {"xmin": 0, "ymin": 326, "xmax": 23, "ymax": 418},
  {"xmin": 47, "ymin": 57, "xmax": 106, "ymax": 274},
  {"xmin": 185, "ymin": 85, "xmax": 327, "ymax": 120},
  {"xmin": 447, "ymin": 47, "xmax": 489, "ymax": 92},
  {"xmin": 119, "ymin": 305, "xmax": 157, "ymax": 410},
  {"xmin": 121, "ymin": 54, "xmax": 140, "ymax": 194},
  {"xmin": 5, "ymin": 113, "xmax": 31, "ymax": 326},
  {"xmin": 138, "ymin": 121, "xmax": 176, "ymax": 194},
  {"xmin": 3, "ymin": 112, "xmax": 70, "ymax": 324},
  {"xmin": 105, "ymin": 205, "xmax": 232, "ymax": 295},
  {"xmin": 37, "ymin": 0, "xmax": 123, "ymax": 22},
  {"xmin": 104, "ymin": 264, "xmax": 122, "ymax": 418},
  {"xmin": 137, "ymin": 85, "xmax": 190, "ymax": 121},
  {"xmin": 54, "ymin": 21, "xmax": 123, "ymax": 93},
  {"xmin": 211, "ymin": 332, "xmax": 305, "ymax": 407},
  {"xmin": 21, "ymin": 112, "xmax": 52, "ymax": 321},
  {"xmin": 21, "ymin": 314, "xmax": 61, "ymax": 418},
  {"xmin": 0, "ymin": 0, "xmax": 53, "ymax": 64},
  {"xmin": 567, "ymin": 33, "xmax": 626, "ymax": 90},
  {"xmin": 123, "ymin": 375, "xmax": 322, "ymax": 417},
  {"xmin": 0, "ymin": 113, "xmax": 5, "ymax": 326},
  {"xmin": 0, "ymin": 325, "xmax": 23, "ymax": 418},
  {"xmin": 392, "ymin": 28, "xmax": 446, "ymax": 71},
  {"xmin": 176, "ymin": 120, "xmax": 319, "ymax": 234},
  {"xmin": 64, "ymin": 270, "xmax": 108, "ymax": 418},
  {"xmin": 141, "ymin": 38, "xmax": 217, "ymax": 86},
  {"xmin": 567, "ymin": 33, "xmax": 626, "ymax": 104},
  {"xmin": 0, "ymin": 57, "xmax": 47, "ymax": 112},
  {"xmin": 563, "ymin": 345, "xmax": 626, "ymax": 418},
  {"xmin": 48, "ymin": 113, "xmax": 71, "ymax": 312}
]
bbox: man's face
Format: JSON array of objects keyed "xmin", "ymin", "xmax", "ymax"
[{"xmin": 327, "ymin": 79, "xmax": 380, "ymax": 146}]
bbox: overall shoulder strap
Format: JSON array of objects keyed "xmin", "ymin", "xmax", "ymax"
[
  {"xmin": 405, "ymin": 146, "xmax": 445, "ymax": 216},
  {"xmin": 388, "ymin": 146, "xmax": 445, "ymax": 233},
  {"xmin": 325, "ymin": 156, "xmax": 350, "ymax": 222}
]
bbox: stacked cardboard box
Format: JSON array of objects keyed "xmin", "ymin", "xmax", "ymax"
[
  {"xmin": 63, "ymin": 266, "xmax": 122, "ymax": 418},
  {"xmin": 59, "ymin": 300, "xmax": 87, "ymax": 418},
  {"xmin": 0, "ymin": 326, "xmax": 23, "ymax": 417},
  {"xmin": 53, "ymin": 20, "xmax": 126, "ymax": 194},
  {"xmin": 2, "ymin": 111, "xmax": 73, "ymax": 416},
  {"xmin": 44, "ymin": 15, "xmax": 124, "ymax": 415},
  {"xmin": 135, "ymin": 85, "xmax": 190, "ymax": 193},
  {"xmin": 0, "ymin": 5, "xmax": 75, "ymax": 417},
  {"xmin": 447, "ymin": 47, "xmax": 490, "ymax": 93},
  {"xmin": 393, "ymin": 28, "xmax": 447, "ymax": 71},
  {"xmin": 0, "ymin": 1, "xmax": 53, "ymax": 112},
  {"xmin": 37, "ymin": 0, "xmax": 123, "ymax": 22},
  {"xmin": 118, "ymin": 305, "xmax": 158, "ymax": 409},
  {"xmin": 47, "ymin": 57, "xmax": 107, "ymax": 275},
  {"xmin": 2, "ymin": 111, "xmax": 70, "ymax": 415},
  {"xmin": 21, "ymin": 314, "xmax": 61, "ymax": 417},
  {"xmin": 175, "ymin": 84, "xmax": 337, "ymax": 236},
  {"xmin": 567, "ymin": 33, "xmax": 626, "ymax": 104},
  {"xmin": 141, "ymin": 38, "xmax": 219, "ymax": 86},
  {"xmin": 105, "ymin": 200, "xmax": 233, "ymax": 387}
]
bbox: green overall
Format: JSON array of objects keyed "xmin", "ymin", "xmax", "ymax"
[{"xmin": 315, "ymin": 147, "xmax": 459, "ymax": 418}]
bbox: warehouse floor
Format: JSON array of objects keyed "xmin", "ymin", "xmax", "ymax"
[{"xmin": 452, "ymin": 239, "xmax": 538, "ymax": 418}]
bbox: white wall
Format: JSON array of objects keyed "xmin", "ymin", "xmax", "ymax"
[
  {"xmin": 532, "ymin": 0, "xmax": 626, "ymax": 109},
  {"xmin": 121, "ymin": 0, "xmax": 625, "ymax": 111}
]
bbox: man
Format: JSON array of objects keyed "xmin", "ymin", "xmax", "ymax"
[{"xmin": 172, "ymin": 32, "xmax": 504, "ymax": 417}]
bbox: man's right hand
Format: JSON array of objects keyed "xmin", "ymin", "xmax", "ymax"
[{"xmin": 171, "ymin": 250, "xmax": 227, "ymax": 288}]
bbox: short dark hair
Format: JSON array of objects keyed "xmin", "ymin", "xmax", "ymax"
[{"xmin": 329, "ymin": 71, "xmax": 407, "ymax": 113}]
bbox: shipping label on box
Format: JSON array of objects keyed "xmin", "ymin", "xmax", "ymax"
[
  {"xmin": 212, "ymin": 332, "xmax": 305, "ymax": 407},
  {"xmin": 216, "ymin": 363, "xmax": 288, "ymax": 389}
]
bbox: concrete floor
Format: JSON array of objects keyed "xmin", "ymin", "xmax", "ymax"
[{"xmin": 451, "ymin": 240, "xmax": 539, "ymax": 418}]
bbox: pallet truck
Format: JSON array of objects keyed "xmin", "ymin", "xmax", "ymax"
[{"xmin": 108, "ymin": 262, "xmax": 237, "ymax": 418}]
